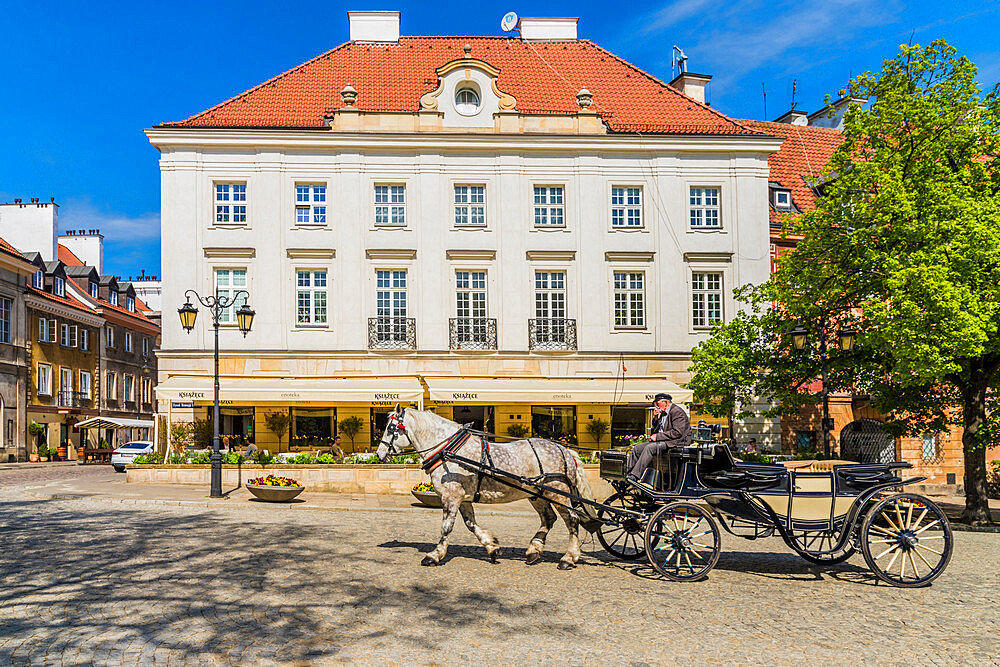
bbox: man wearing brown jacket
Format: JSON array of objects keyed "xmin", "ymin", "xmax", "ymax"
[{"xmin": 627, "ymin": 393, "xmax": 691, "ymax": 480}]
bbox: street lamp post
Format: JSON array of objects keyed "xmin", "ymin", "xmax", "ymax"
[
  {"xmin": 177, "ymin": 289, "xmax": 254, "ymax": 498},
  {"xmin": 791, "ymin": 322, "xmax": 856, "ymax": 458}
]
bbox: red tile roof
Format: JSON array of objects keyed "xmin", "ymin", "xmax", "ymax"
[
  {"xmin": 27, "ymin": 285, "xmax": 98, "ymax": 317},
  {"xmin": 739, "ymin": 120, "xmax": 843, "ymax": 223},
  {"xmin": 0, "ymin": 235, "xmax": 31, "ymax": 263},
  {"xmin": 58, "ymin": 243, "xmax": 86, "ymax": 266},
  {"xmin": 162, "ymin": 38, "xmax": 757, "ymax": 135}
]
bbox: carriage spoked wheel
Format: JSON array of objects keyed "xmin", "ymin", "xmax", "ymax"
[
  {"xmin": 790, "ymin": 526, "xmax": 857, "ymax": 565},
  {"xmin": 596, "ymin": 492, "xmax": 649, "ymax": 560},
  {"xmin": 645, "ymin": 502, "xmax": 721, "ymax": 582},
  {"xmin": 860, "ymin": 493, "xmax": 953, "ymax": 588}
]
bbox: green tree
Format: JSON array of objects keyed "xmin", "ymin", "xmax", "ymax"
[
  {"xmin": 337, "ymin": 416, "xmax": 364, "ymax": 451},
  {"xmin": 264, "ymin": 411, "xmax": 290, "ymax": 450},
  {"xmin": 585, "ymin": 418, "xmax": 610, "ymax": 448},
  {"xmin": 689, "ymin": 41, "xmax": 1000, "ymax": 524}
]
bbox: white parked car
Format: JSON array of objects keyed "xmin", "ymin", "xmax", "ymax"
[{"xmin": 111, "ymin": 441, "xmax": 154, "ymax": 472}]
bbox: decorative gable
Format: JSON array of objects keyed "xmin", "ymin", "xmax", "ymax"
[{"xmin": 419, "ymin": 47, "xmax": 516, "ymax": 128}]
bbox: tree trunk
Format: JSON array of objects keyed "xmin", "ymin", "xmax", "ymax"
[{"xmin": 960, "ymin": 379, "xmax": 993, "ymax": 525}]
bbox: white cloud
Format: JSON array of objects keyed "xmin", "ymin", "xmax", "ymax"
[
  {"xmin": 57, "ymin": 197, "xmax": 160, "ymax": 242},
  {"xmin": 636, "ymin": 0, "xmax": 717, "ymax": 37}
]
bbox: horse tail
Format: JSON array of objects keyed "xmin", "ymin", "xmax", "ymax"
[{"xmin": 568, "ymin": 449, "xmax": 598, "ymax": 520}]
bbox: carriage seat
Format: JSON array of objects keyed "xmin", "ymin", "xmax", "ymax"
[{"xmin": 700, "ymin": 445, "xmax": 787, "ymax": 490}]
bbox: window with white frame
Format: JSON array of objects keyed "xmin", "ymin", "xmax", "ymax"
[
  {"xmin": 141, "ymin": 377, "xmax": 151, "ymax": 404},
  {"xmin": 105, "ymin": 325, "xmax": 115, "ymax": 348},
  {"xmin": 454, "ymin": 185, "xmax": 486, "ymax": 226},
  {"xmin": 689, "ymin": 187, "xmax": 721, "ymax": 228},
  {"xmin": 215, "ymin": 183, "xmax": 247, "ymax": 224},
  {"xmin": 39, "ymin": 317, "xmax": 56, "ymax": 343},
  {"xmin": 60, "ymin": 323, "xmax": 71, "ymax": 347},
  {"xmin": 32, "ymin": 270, "xmax": 43, "ymax": 289},
  {"xmin": 455, "ymin": 271, "xmax": 487, "ymax": 319},
  {"xmin": 611, "ymin": 187, "xmax": 642, "ymax": 227},
  {"xmin": 691, "ymin": 272, "xmax": 723, "ymax": 327},
  {"xmin": 533, "ymin": 186, "xmax": 565, "ymax": 226},
  {"xmin": 0, "ymin": 297, "xmax": 10, "ymax": 344},
  {"xmin": 374, "ymin": 185, "xmax": 405, "ymax": 226},
  {"xmin": 125, "ymin": 332, "xmax": 133, "ymax": 352},
  {"xmin": 109, "ymin": 290, "xmax": 118, "ymax": 306},
  {"xmin": 80, "ymin": 328, "xmax": 89, "ymax": 352},
  {"xmin": 613, "ymin": 272, "xmax": 645, "ymax": 328},
  {"xmin": 126, "ymin": 295, "xmax": 135, "ymax": 312},
  {"xmin": 141, "ymin": 337, "xmax": 148, "ymax": 356},
  {"xmin": 90, "ymin": 282, "xmax": 99, "ymax": 299},
  {"xmin": 375, "ymin": 270, "xmax": 407, "ymax": 318},
  {"xmin": 53, "ymin": 276, "xmax": 65, "ymax": 296},
  {"xmin": 79, "ymin": 370, "xmax": 92, "ymax": 399},
  {"xmin": 105, "ymin": 372, "xmax": 116, "ymax": 400},
  {"xmin": 296, "ymin": 270, "xmax": 328, "ymax": 325},
  {"xmin": 214, "ymin": 269, "xmax": 248, "ymax": 324},
  {"xmin": 772, "ymin": 188, "xmax": 792, "ymax": 210},
  {"xmin": 295, "ymin": 184, "xmax": 327, "ymax": 225},
  {"xmin": 124, "ymin": 375, "xmax": 134, "ymax": 403},
  {"xmin": 37, "ymin": 363, "xmax": 51, "ymax": 395},
  {"xmin": 60, "ymin": 367, "xmax": 73, "ymax": 402},
  {"xmin": 534, "ymin": 271, "xmax": 566, "ymax": 320}
]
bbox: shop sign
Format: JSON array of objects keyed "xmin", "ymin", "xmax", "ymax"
[
  {"xmin": 551, "ymin": 393, "xmax": 574, "ymax": 400},
  {"xmin": 373, "ymin": 392, "xmax": 401, "ymax": 401},
  {"xmin": 450, "ymin": 392, "xmax": 478, "ymax": 400},
  {"xmin": 171, "ymin": 401, "xmax": 194, "ymax": 408},
  {"xmin": 177, "ymin": 391, "xmax": 206, "ymax": 400}
]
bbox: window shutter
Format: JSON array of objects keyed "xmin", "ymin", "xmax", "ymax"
[
  {"xmin": 49, "ymin": 319, "xmax": 57, "ymax": 342},
  {"xmin": 71, "ymin": 325, "xmax": 78, "ymax": 347},
  {"xmin": 38, "ymin": 318, "xmax": 44, "ymax": 341}
]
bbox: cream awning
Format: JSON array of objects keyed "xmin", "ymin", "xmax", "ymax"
[
  {"xmin": 75, "ymin": 417, "xmax": 155, "ymax": 430},
  {"xmin": 423, "ymin": 377, "xmax": 692, "ymax": 405},
  {"xmin": 155, "ymin": 376, "xmax": 425, "ymax": 404}
]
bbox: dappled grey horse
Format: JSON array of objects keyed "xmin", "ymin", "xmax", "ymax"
[{"xmin": 377, "ymin": 406, "xmax": 596, "ymax": 569}]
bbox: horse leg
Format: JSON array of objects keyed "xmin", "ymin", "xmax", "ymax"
[
  {"xmin": 552, "ymin": 503, "xmax": 583, "ymax": 570},
  {"xmin": 526, "ymin": 498, "xmax": 557, "ymax": 565},
  {"xmin": 458, "ymin": 502, "xmax": 501, "ymax": 563},
  {"xmin": 422, "ymin": 494, "xmax": 461, "ymax": 566}
]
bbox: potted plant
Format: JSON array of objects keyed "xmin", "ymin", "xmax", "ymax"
[
  {"xmin": 48, "ymin": 447, "xmax": 60, "ymax": 462},
  {"xmin": 338, "ymin": 416, "xmax": 364, "ymax": 452},
  {"xmin": 586, "ymin": 418, "xmax": 609, "ymax": 448},
  {"xmin": 28, "ymin": 422, "xmax": 45, "ymax": 461},
  {"xmin": 411, "ymin": 482, "xmax": 443, "ymax": 508},
  {"xmin": 264, "ymin": 411, "xmax": 290, "ymax": 452},
  {"xmin": 34, "ymin": 441, "xmax": 46, "ymax": 462},
  {"xmin": 246, "ymin": 474, "xmax": 304, "ymax": 502}
]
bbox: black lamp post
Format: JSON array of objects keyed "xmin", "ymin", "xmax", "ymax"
[
  {"xmin": 177, "ymin": 289, "xmax": 254, "ymax": 498},
  {"xmin": 791, "ymin": 322, "xmax": 857, "ymax": 458}
]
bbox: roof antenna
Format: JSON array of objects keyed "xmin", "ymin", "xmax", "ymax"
[
  {"xmin": 671, "ymin": 46, "xmax": 688, "ymax": 79},
  {"xmin": 762, "ymin": 83, "xmax": 767, "ymax": 120},
  {"xmin": 791, "ymin": 78, "xmax": 798, "ymax": 111}
]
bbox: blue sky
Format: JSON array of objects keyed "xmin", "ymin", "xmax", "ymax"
[{"xmin": 2, "ymin": 0, "xmax": 998, "ymax": 279}]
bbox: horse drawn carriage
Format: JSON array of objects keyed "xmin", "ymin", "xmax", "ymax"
[{"xmin": 378, "ymin": 407, "xmax": 953, "ymax": 587}]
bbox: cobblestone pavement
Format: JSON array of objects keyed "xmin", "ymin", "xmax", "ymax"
[
  {"xmin": 0, "ymin": 463, "xmax": 116, "ymax": 488},
  {"xmin": 0, "ymin": 492, "xmax": 997, "ymax": 666}
]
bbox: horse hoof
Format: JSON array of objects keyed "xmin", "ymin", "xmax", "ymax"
[
  {"xmin": 557, "ymin": 561, "xmax": 575, "ymax": 570},
  {"xmin": 489, "ymin": 549, "xmax": 501, "ymax": 564},
  {"xmin": 421, "ymin": 556, "xmax": 440, "ymax": 567},
  {"xmin": 526, "ymin": 553, "xmax": 541, "ymax": 566}
]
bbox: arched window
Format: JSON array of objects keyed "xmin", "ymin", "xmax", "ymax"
[{"xmin": 455, "ymin": 88, "xmax": 480, "ymax": 115}]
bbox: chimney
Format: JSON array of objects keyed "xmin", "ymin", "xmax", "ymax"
[
  {"xmin": 774, "ymin": 109, "xmax": 809, "ymax": 126},
  {"xmin": 808, "ymin": 95, "xmax": 866, "ymax": 130},
  {"xmin": 518, "ymin": 17, "xmax": 578, "ymax": 41},
  {"xmin": 348, "ymin": 11, "xmax": 400, "ymax": 43},
  {"xmin": 669, "ymin": 72, "xmax": 712, "ymax": 105}
]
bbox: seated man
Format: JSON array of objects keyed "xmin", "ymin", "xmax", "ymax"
[{"xmin": 627, "ymin": 393, "xmax": 691, "ymax": 482}]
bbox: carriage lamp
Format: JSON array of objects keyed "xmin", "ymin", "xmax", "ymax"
[
  {"xmin": 837, "ymin": 326, "xmax": 857, "ymax": 352},
  {"xmin": 236, "ymin": 303, "xmax": 256, "ymax": 337},
  {"xmin": 790, "ymin": 324, "xmax": 809, "ymax": 351},
  {"xmin": 177, "ymin": 300, "xmax": 198, "ymax": 332}
]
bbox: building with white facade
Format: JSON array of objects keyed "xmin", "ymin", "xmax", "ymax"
[{"xmin": 147, "ymin": 12, "xmax": 784, "ymax": 452}]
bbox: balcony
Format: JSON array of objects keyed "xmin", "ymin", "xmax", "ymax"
[
  {"xmin": 528, "ymin": 318, "xmax": 578, "ymax": 350},
  {"xmin": 449, "ymin": 317, "xmax": 497, "ymax": 350},
  {"xmin": 368, "ymin": 317, "xmax": 416, "ymax": 350},
  {"xmin": 57, "ymin": 391, "xmax": 92, "ymax": 408}
]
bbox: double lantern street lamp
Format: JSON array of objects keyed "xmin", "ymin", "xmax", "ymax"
[
  {"xmin": 790, "ymin": 322, "xmax": 857, "ymax": 459},
  {"xmin": 178, "ymin": 290, "xmax": 255, "ymax": 498}
]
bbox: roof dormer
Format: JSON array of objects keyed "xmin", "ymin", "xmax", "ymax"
[{"xmin": 419, "ymin": 46, "xmax": 517, "ymax": 129}]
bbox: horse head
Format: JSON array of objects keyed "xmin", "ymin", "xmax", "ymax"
[{"xmin": 376, "ymin": 403, "xmax": 408, "ymax": 462}]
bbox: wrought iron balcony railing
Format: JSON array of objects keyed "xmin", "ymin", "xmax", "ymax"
[
  {"xmin": 368, "ymin": 316, "xmax": 417, "ymax": 350},
  {"xmin": 528, "ymin": 318, "xmax": 578, "ymax": 350},
  {"xmin": 57, "ymin": 391, "xmax": 92, "ymax": 408},
  {"xmin": 449, "ymin": 317, "xmax": 497, "ymax": 350}
]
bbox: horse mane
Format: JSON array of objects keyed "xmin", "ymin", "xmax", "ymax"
[{"xmin": 407, "ymin": 408, "xmax": 459, "ymax": 432}]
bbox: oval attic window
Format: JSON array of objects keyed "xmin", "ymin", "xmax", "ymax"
[{"xmin": 455, "ymin": 88, "xmax": 481, "ymax": 115}]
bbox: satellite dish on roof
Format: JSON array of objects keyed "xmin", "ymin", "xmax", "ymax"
[{"xmin": 500, "ymin": 11, "xmax": 518, "ymax": 33}]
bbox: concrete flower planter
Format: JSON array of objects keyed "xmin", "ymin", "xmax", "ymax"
[
  {"xmin": 411, "ymin": 489, "xmax": 443, "ymax": 507},
  {"xmin": 246, "ymin": 483, "xmax": 304, "ymax": 502}
]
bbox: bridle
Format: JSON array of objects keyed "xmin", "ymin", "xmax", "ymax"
[{"xmin": 378, "ymin": 406, "xmax": 471, "ymax": 461}]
